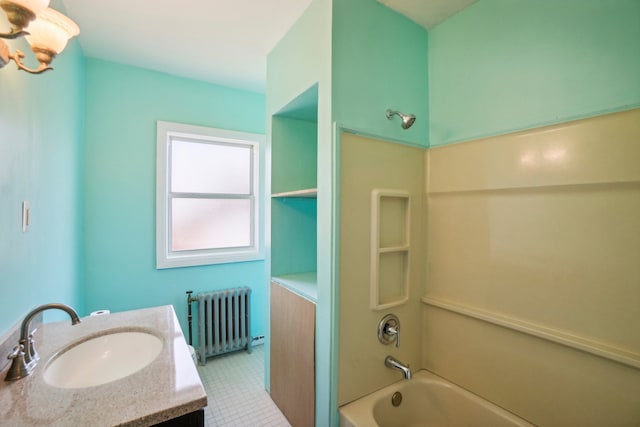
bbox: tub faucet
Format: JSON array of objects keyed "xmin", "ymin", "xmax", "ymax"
[
  {"xmin": 385, "ymin": 355, "xmax": 411, "ymax": 380},
  {"xmin": 5, "ymin": 303, "xmax": 81, "ymax": 381}
]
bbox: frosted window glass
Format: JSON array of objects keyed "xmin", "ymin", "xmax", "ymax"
[
  {"xmin": 171, "ymin": 198, "xmax": 251, "ymax": 251},
  {"xmin": 171, "ymin": 140, "xmax": 251, "ymax": 194}
]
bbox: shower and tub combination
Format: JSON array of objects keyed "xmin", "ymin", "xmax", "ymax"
[
  {"xmin": 339, "ymin": 114, "xmax": 536, "ymax": 426},
  {"xmin": 339, "ymin": 369, "xmax": 535, "ymax": 427},
  {"xmin": 339, "ymin": 313, "xmax": 535, "ymax": 426}
]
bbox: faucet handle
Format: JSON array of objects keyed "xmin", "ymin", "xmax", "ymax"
[
  {"xmin": 378, "ymin": 314, "xmax": 401, "ymax": 348},
  {"xmin": 7, "ymin": 344, "xmax": 23, "ymax": 361},
  {"xmin": 386, "ymin": 324, "xmax": 400, "ymax": 347},
  {"xmin": 5, "ymin": 344, "xmax": 33, "ymax": 381}
]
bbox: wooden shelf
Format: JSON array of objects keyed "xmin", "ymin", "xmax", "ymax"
[
  {"xmin": 271, "ymin": 188, "xmax": 317, "ymax": 198},
  {"xmin": 271, "ymin": 272, "xmax": 317, "ymax": 303}
]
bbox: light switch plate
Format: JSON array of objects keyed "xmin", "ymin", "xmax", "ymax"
[{"xmin": 22, "ymin": 201, "xmax": 29, "ymax": 232}]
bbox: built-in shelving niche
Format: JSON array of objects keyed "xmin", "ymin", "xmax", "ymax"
[
  {"xmin": 370, "ymin": 189, "xmax": 410, "ymax": 310},
  {"xmin": 270, "ymin": 84, "xmax": 318, "ymax": 283}
]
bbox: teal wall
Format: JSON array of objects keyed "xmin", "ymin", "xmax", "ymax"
[
  {"xmin": 266, "ymin": 1, "xmax": 331, "ymax": 117},
  {"xmin": 271, "ymin": 116, "xmax": 317, "ymax": 194},
  {"xmin": 429, "ymin": 0, "xmax": 640, "ymax": 146},
  {"xmin": 271, "ymin": 198, "xmax": 318, "ymax": 276},
  {"xmin": 332, "ymin": 0, "xmax": 428, "ymax": 146},
  {"xmin": 83, "ymin": 59, "xmax": 266, "ymax": 340},
  {"xmin": 0, "ymin": 28, "xmax": 85, "ymax": 332}
]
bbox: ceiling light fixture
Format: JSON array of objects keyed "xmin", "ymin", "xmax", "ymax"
[{"xmin": 0, "ymin": 0, "xmax": 79, "ymax": 74}]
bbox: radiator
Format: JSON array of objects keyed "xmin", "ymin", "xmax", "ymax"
[{"xmin": 196, "ymin": 287, "xmax": 252, "ymax": 364}]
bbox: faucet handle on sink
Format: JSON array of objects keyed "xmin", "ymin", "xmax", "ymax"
[{"xmin": 5, "ymin": 344, "xmax": 32, "ymax": 381}]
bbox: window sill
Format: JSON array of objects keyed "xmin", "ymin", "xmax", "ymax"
[{"xmin": 157, "ymin": 250, "xmax": 264, "ymax": 269}]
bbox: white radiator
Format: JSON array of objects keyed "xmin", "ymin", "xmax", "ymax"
[{"xmin": 196, "ymin": 287, "xmax": 252, "ymax": 364}]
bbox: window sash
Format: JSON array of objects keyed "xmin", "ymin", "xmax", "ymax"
[{"xmin": 156, "ymin": 121, "xmax": 264, "ymax": 269}]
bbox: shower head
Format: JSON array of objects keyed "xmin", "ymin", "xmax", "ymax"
[{"xmin": 385, "ymin": 109, "xmax": 416, "ymax": 130}]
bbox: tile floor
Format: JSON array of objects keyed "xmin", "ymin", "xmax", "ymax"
[{"xmin": 196, "ymin": 345, "xmax": 292, "ymax": 427}]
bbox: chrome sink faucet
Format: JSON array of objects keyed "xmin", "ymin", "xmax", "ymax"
[
  {"xmin": 385, "ymin": 355, "xmax": 412, "ymax": 380},
  {"xmin": 5, "ymin": 303, "xmax": 81, "ymax": 381}
]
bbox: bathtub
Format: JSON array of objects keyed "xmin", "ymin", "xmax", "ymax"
[{"xmin": 339, "ymin": 370, "xmax": 536, "ymax": 427}]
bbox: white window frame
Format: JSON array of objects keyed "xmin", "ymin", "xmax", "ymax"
[{"xmin": 156, "ymin": 121, "xmax": 265, "ymax": 269}]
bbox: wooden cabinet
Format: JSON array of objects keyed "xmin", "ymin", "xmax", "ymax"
[{"xmin": 270, "ymin": 282, "xmax": 315, "ymax": 427}]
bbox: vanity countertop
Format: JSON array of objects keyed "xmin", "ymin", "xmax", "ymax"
[{"xmin": 0, "ymin": 305, "xmax": 207, "ymax": 426}]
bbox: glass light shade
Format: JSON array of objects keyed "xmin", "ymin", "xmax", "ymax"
[
  {"xmin": 0, "ymin": 0, "xmax": 49, "ymax": 34},
  {"xmin": 25, "ymin": 7, "xmax": 79, "ymax": 54},
  {"xmin": 5, "ymin": 0, "xmax": 50, "ymax": 15}
]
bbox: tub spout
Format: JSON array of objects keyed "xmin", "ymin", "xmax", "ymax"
[{"xmin": 385, "ymin": 355, "xmax": 411, "ymax": 380}]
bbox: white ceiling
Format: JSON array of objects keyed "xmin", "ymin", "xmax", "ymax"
[
  {"xmin": 60, "ymin": 0, "xmax": 475, "ymax": 93},
  {"xmin": 60, "ymin": 0, "xmax": 313, "ymax": 93},
  {"xmin": 378, "ymin": 0, "xmax": 477, "ymax": 29}
]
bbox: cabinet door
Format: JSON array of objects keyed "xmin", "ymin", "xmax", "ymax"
[{"xmin": 270, "ymin": 282, "xmax": 315, "ymax": 427}]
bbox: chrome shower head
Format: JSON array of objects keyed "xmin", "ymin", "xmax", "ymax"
[{"xmin": 385, "ymin": 109, "xmax": 416, "ymax": 130}]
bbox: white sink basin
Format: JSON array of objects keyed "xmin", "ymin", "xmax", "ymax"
[{"xmin": 43, "ymin": 330, "xmax": 163, "ymax": 388}]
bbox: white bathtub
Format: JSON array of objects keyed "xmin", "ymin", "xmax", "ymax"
[{"xmin": 339, "ymin": 370, "xmax": 536, "ymax": 427}]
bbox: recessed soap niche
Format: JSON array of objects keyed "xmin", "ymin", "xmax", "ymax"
[{"xmin": 370, "ymin": 189, "xmax": 410, "ymax": 310}]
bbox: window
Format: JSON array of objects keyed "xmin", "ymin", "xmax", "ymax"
[{"xmin": 156, "ymin": 121, "xmax": 264, "ymax": 268}]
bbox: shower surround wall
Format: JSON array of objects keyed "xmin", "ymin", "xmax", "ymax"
[
  {"xmin": 335, "ymin": 109, "xmax": 639, "ymax": 426},
  {"xmin": 423, "ymin": 108, "xmax": 640, "ymax": 426},
  {"xmin": 338, "ymin": 132, "xmax": 425, "ymax": 405}
]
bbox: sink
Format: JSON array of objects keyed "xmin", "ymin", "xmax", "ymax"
[{"xmin": 43, "ymin": 330, "xmax": 163, "ymax": 388}]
